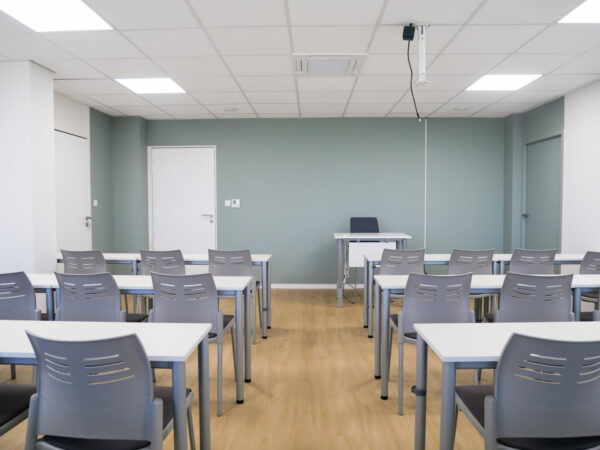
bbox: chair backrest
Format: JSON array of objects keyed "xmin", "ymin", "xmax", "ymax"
[
  {"xmin": 55, "ymin": 272, "xmax": 125, "ymax": 322},
  {"xmin": 380, "ymin": 249, "xmax": 425, "ymax": 275},
  {"xmin": 448, "ymin": 249, "xmax": 494, "ymax": 275},
  {"xmin": 150, "ymin": 273, "xmax": 219, "ymax": 332},
  {"xmin": 350, "ymin": 217, "xmax": 379, "ymax": 233},
  {"xmin": 509, "ymin": 248, "xmax": 556, "ymax": 274},
  {"xmin": 493, "ymin": 333, "xmax": 600, "ymax": 439},
  {"xmin": 208, "ymin": 249, "xmax": 252, "ymax": 277},
  {"xmin": 403, "ymin": 273, "xmax": 473, "ymax": 334},
  {"xmin": 0, "ymin": 272, "xmax": 38, "ymax": 320},
  {"xmin": 580, "ymin": 251, "xmax": 600, "ymax": 274},
  {"xmin": 140, "ymin": 249, "xmax": 185, "ymax": 275},
  {"xmin": 26, "ymin": 332, "xmax": 156, "ymax": 442},
  {"xmin": 61, "ymin": 250, "xmax": 107, "ymax": 274},
  {"xmin": 496, "ymin": 273, "xmax": 573, "ymax": 322}
]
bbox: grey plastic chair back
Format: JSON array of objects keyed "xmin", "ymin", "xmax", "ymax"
[
  {"xmin": 509, "ymin": 248, "xmax": 556, "ymax": 274},
  {"xmin": 403, "ymin": 273, "xmax": 473, "ymax": 334},
  {"xmin": 496, "ymin": 273, "xmax": 573, "ymax": 322},
  {"xmin": 61, "ymin": 250, "xmax": 107, "ymax": 274},
  {"xmin": 580, "ymin": 251, "xmax": 600, "ymax": 274},
  {"xmin": 140, "ymin": 249, "xmax": 185, "ymax": 275},
  {"xmin": 55, "ymin": 272, "xmax": 125, "ymax": 322},
  {"xmin": 208, "ymin": 249, "xmax": 253, "ymax": 277},
  {"xmin": 0, "ymin": 272, "xmax": 38, "ymax": 320},
  {"xmin": 350, "ymin": 217, "xmax": 379, "ymax": 233},
  {"xmin": 26, "ymin": 332, "xmax": 157, "ymax": 443},
  {"xmin": 493, "ymin": 333, "xmax": 600, "ymax": 440},
  {"xmin": 150, "ymin": 272, "xmax": 219, "ymax": 332},
  {"xmin": 380, "ymin": 249, "xmax": 425, "ymax": 275},
  {"xmin": 448, "ymin": 249, "xmax": 494, "ymax": 275}
]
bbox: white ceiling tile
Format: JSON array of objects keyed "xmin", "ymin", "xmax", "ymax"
[
  {"xmin": 161, "ymin": 104, "xmax": 211, "ymax": 115},
  {"xmin": 56, "ymin": 79, "xmax": 131, "ymax": 95},
  {"xmin": 155, "ymin": 57, "xmax": 231, "ymax": 80},
  {"xmin": 435, "ymin": 102, "xmax": 489, "ymax": 114},
  {"xmin": 171, "ymin": 113, "xmax": 215, "ymax": 119},
  {"xmin": 521, "ymin": 74, "xmax": 599, "ymax": 92},
  {"xmin": 399, "ymin": 91, "xmax": 457, "ymax": 103},
  {"xmin": 70, "ymin": 94, "xmax": 104, "ymax": 107},
  {"xmin": 388, "ymin": 112, "xmax": 421, "ymax": 117},
  {"xmin": 299, "ymin": 91, "xmax": 350, "ymax": 103},
  {"xmin": 361, "ymin": 55, "xmax": 409, "ymax": 75},
  {"xmin": 354, "ymin": 75, "xmax": 409, "ymax": 91},
  {"xmin": 518, "ymin": 24, "xmax": 600, "ymax": 54},
  {"xmin": 92, "ymin": 105, "xmax": 123, "ymax": 116},
  {"xmin": 259, "ymin": 112, "xmax": 300, "ymax": 118},
  {"xmin": 124, "ymin": 29, "xmax": 216, "ymax": 57},
  {"xmin": 142, "ymin": 113, "xmax": 175, "ymax": 120},
  {"xmin": 288, "ymin": 0, "xmax": 385, "ymax": 25},
  {"xmin": 215, "ymin": 112, "xmax": 257, "ymax": 119},
  {"xmin": 491, "ymin": 53, "xmax": 574, "ymax": 74},
  {"xmin": 252, "ymin": 103, "xmax": 299, "ymax": 114},
  {"xmin": 345, "ymin": 113, "xmax": 387, "ymax": 117},
  {"xmin": 38, "ymin": 59, "xmax": 103, "ymax": 79},
  {"xmin": 292, "ymin": 26, "xmax": 373, "ymax": 53},
  {"xmin": 0, "ymin": 11, "xmax": 31, "ymax": 33},
  {"xmin": 193, "ymin": 91, "xmax": 248, "ymax": 104},
  {"xmin": 415, "ymin": 75, "xmax": 479, "ymax": 91},
  {"xmin": 54, "ymin": 81, "xmax": 81, "ymax": 96},
  {"xmin": 300, "ymin": 104, "xmax": 346, "ymax": 114},
  {"xmin": 90, "ymin": 94, "xmax": 149, "ymax": 106},
  {"xmin": 427, "ymin": 54, "xmax": 506, "ymax": 75},
  {"xmin": 43, "ymin": 31, "xmax": 144, "ymax": 59},
  {"xmin": 445, "ymin": 25, "xmax": 544, "ymax": 54},
  {"xmin": 480, "ymin": 102, "xmax": 541, "ymax": 113},
  {"xmin": 236, "ymin": 76, "xmax": 295, "ymax": 91},
  {"xmin": 554, "ymin": 47, "xmax": 600, "ymax": 74},
  {"xmin": 497, "ymin": 89, "xmax": 563, "ymax": 103},
  {"xmin": 0, "ymin": 33, "xmax": 72, "ymax": 59},
  {"xmin": 184, "ymin": 77, "xmax": 240, "ymax": 92},
  {"xmin": 296, "ymin": 76, "xmax": 355, "ymax": 91},
  {"xmin": 207, "ymin": 27, "xmax": 290, "ymax": 55},
  {"xmin": 429, "ymin": 111, "xmax": 475, "ymax": 117},
  {"xmin": 451, "ymin": 90, "xmax": 510, "ymax": 103},
  {"xmin": 140, "ymin": 93, "xmax": 199, "ymax": 105},
  {"xmin": 205, "ymin": 103, "xmax": 254, "ymax": 114},
  {"xmin": 245, "ymin": 91, "xmax": 297, "ymax": 103},
  {"xmin": 188, "ymin": 0, "xmax": 287, "ymax": 27},
  {"xmin": 391, "ymin": 103, "xmax": 443, "ymax": 114},
  {"xmin": 470, "ymin": 0, "xmax": 583, "ymax": 24},
  {"xmin": 345, "ymin": 103, "xmax": 394, "ymax": 114},
  {"xmin": 382, "ymin": 0, "xmax": 483, "ymax": 25},
  {"xmin": 224, "ymin": 55, "xmax": 292, "ymax": 75},
  {"xmin": 471, "ymin": 112, "xmax": 510, "ymax": 118},
  {"xmin": 350, "ymin": 91, "xmax": 403, "ymax": 103},
  {"xmin": 114, "ymin": 105, "xmax": 164, "ymax": 115},
  {"xmin": 84, "ymin": 0, "xmax": 198, "ymax": 29},
  {"xmin": 370, "ymin": 25, "xmax": 460, "ymax": 54},
  {"xmin": 86, "ymin": 58, "xmax": 166, "ymax": 78}
]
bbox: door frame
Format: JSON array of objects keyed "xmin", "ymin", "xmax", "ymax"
[
  {"xmin": 147, "ymin": 145, "xmax": 218, "ymax": 250},
  {"xmin": 520, "ymin": 134, "xmax": 563, "ymax": 250}
]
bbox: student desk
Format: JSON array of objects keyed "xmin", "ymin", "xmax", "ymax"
[
  {"xmin": 333, "ymin": 232, "xmax": 411, "ymax": 307},
  {"xmin": 413, "ymin": 322, "xmax": 600, "ymax": 450},
  {"xmin": 28, "ymin": 273, "xmax": 252, "ymax": 405},
  {"xmin": 0, "ymin": 320, "xmax": 211, "ymax": 450}
]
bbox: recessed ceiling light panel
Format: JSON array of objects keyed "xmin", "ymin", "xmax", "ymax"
[
  {"xmin": 116, "ymin": 78, "xmax": 185, "ymax": 94},
  {"xmin": 0, "ymin": 0, "xmax": 112, "ymax": 32},
  {"xmin": 466, "ymin": 74, "xmax": 541, "ymax": 91},
  {"xmin": 559, "ymin": 0, "xmax": 600, "ymax": 23}
]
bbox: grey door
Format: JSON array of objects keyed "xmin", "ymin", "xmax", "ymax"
[{"xmin": 524, "ymin": 136, "xmax": 562, "ymax": 250}]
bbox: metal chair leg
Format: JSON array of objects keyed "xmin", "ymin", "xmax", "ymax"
[
  {"xmin": 187, "ymin": 403, "xmax": 197, "ymax": 450},
  {"xmin": 217, "ymin": 341, "xmax": 223, "ymax": 417},
  {"xmin": 10, "ymin": 364, "xmax": 16, "ymax": 380}
]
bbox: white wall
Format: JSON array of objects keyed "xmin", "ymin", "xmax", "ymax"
[
  {"xmin": 562, "ymin": 79, "xmax": 600, "ymax": 253},
  {"xmin": 54, "ymin": 92, "xmax": 90, "ymax": 138}
]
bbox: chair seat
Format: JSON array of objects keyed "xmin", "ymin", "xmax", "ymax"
[
  {"xmin": 0, "ymin": 383, "xmax": 36, "ymax": 427},
  {"xmin": 455, "ymin": 384, "xmax": 494, "ymax": 428},
  {"xmin": 39, "ymin": 386, "xmax": 191, "ymax": 450},
  {"xmin": 126, "ymin": 312, "xmax": 148, "ymax": 322},
  {"xmin": 580, "ymin": 311, "xmax": 595, "ymax": 322},
  {"xmin": 209, "ymin": 314, "xmax": 234, "ymax": 339},
  {"xmin": 41, "ymin": 312, "xmax": 49, "ymax": 321},
  {"xmin": 389, "ymin": 315, "xmax": 417, "ymax": 339}
]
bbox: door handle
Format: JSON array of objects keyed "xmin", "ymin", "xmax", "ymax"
[
  {"xmin": 522, "ymin": 213, "xmax": 529, "ymax": 218},
  {"xmin": 201, "ymin": 214, "xmax": 214, "ymax": 223},
  {"xmin": 85, "ymin": 216, "xmax": 92, "ymax": 229}
]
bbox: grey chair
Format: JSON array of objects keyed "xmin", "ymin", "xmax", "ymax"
[
  {"xmin": 25, "ymin": 332, "xmax": 195, "ymax": 450},
  {"xmin": 55, "ymin": 272, "xmax": 126, "ymax": 322},
  {"xmin": 508, "ymin": 248, "xmax": 556, "ymax": 274},
  {"xmin": 0, "ymin": 382, "xmax": 36, "ymax": 438},
  {"xmin": 455, "ymin": 334, "xmax": 600, "ymax": 449},
  {"xmin": 380, "ymin": 248, "xmax": 425, "ymax": 275},
  {"xmin": 151, "ymin": 272, "xmax": 235, "ymax": 417},
  {"xmin": 387, "ymin": 273, "xmax": 474, "ymax": 415},
  {"xmin": 494, "ymin": 273, "xmax": 574, "ymax": 322},
  {"xmin": 350, "ymin": 217, "xmax": 379, "ymax": 233},
  {"xmin": 209, "ymin": 249, "xmax": 262, "ymax": 344},
  {"xmin": 61, "ymin": 249, "xmax": 107, "ymax": 274},
  {"xmin": 579, "ymin": 251, "xmax": 600, "ymax": 321}
]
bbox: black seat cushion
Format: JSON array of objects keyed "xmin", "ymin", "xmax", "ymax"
[
  {"xmin": 389, "ymin": 315, "xmax": 417, "ymax": 339},
  {"xmin": 40, "ymin": 386, "xmax": 191, "ymax": 450},
  {"xmin": 0, "ymin": 383, "xmax": 36, "ymax": 426},
  {"xmin": 126, "ymin": 312, "xmax": 148, "ymax": 322},
  {"xmin": 41, "ymin": 312, "xmax": 49, "ymax": 321},
  {"xmin": 209, "ymin": 314, "xmax": 234, "ymax": 339},
  {"xmin": 580, "ymin": 311, "xmax": 595, "ymax": 322},
  {"xmin": 455, "ymin": 384, "xmax": 494, "ymax": 427}
]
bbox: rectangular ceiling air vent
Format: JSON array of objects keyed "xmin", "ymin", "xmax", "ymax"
[{"xmin": 293, "ymin": 54, "xmax": 366, "ymax": 76}]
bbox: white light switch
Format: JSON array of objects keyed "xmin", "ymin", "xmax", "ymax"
[
  {"xmin": 232, "ymin": 199, "xmax": 240, "ymax": 208},
  {"xmin": 93, "ymin": 199, "xmax": 98, "ymax": 207},
  {"xmin": 225, "ymin": 200, "xmax": 231, "ymax": 207}
]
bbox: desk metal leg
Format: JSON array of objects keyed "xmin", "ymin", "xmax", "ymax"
[
  {"xmin": 172, "ymin": 361, "xmax": 188, "ymax": 450},
  {"xmin": 45, "ymin": 288, "xmax": 54, "ymax": 320},
  {"xmin": 374, "ymin": 285, "xmax": 381, "ymax": 378},
  {"xmin": 368, "ymin": 262, "xmax": 374, "ymax": 338},
  {"xmin": 261, "ymin": 263, "xmax": 268, "ymax": 338},
  {"xmin": 337, "ymin": 239, "xmax": 344, "ymax": 307},
  {"xmin": 235, "ymin": 290, "xmax": 244, "ymax": 402},
  {"xmin": 574, "ymin": 287, "xmax": 581, "ymax": 321},
  {"xmin": 244, "ymin": 287, "xmax": 251, "ymax": 382},
  {"xmin": 267, "ymin": 260, "xmax": 272, "ymax": 328},
  {"xmin": 401, "ymin": 238, "xmax": 407, "ymax": 250},
  {"xmin": 363, "ymin": 259, "xmax": 369, "ymax": 328},
  {"xmin": 440, "ymin": 362, "xmax": 457, "ymax": 450},
  {"xmin": 380, "ymin": 288, "xmax": 390, "ymax": 399},
  {"xmin": 500, "ymin": 261, "xmax": 505, "ymax": 274},
  {"xmin": 414, "ymin": 336, "xmax": 428, "ymax": 450},
  {"xmin": 198, "ymin": 339, "xmax": 211, "ymax": 450}
]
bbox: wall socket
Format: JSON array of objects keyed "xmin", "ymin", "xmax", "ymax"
[
  {"xmin": 224, "ymin": 199, "xmax": 231, "ymax": 207},
  {"xmin": 231, "ymin": 199, "xmax": 240, "ymax": 208}
]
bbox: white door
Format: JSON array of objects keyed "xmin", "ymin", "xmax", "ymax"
[
  {"xmin": 149, "ymin": 146, "xmax": 216, "ymax": 253},
  {"xmin": 54, "ymin": 130, "xmax": 92, "ymax": 251}
]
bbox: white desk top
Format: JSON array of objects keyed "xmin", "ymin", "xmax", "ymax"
[
  {"xmin": 57, "ymin": 252, "xmax": 272, "ymax": 263},
  {"xmin": 334, "ymin": 232, "xmax": 412, "ymax": 240},
  {"xmin": 28, "ymin": 273, "xmax": 252, "ymax": 292},
  {"xmin": 0, "ymin": 320, "xmax": 211, "ymax": 362},
  {"xmin": 414, "ymin": 322, "xmax": 600, "ymax": 363},
  {"xmin": 364, "ymin": 252, "xmax": 585, "ymax": 263}
]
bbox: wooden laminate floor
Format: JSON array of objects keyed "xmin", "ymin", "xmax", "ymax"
[{"xmin": 0, "ymin": 289, "xmax": 486, "ymax": 449}]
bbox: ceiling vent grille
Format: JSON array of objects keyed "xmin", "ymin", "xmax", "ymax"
[{"xmin": 293, "ymin": 54, "xmax": 366, "ymax": 76}]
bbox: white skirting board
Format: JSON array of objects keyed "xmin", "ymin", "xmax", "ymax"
[{"xmin": 272, "ymin": 284, "xmax": 364, "ymax": 289}]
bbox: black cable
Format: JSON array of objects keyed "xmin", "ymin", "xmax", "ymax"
[{"xmin": 407, "ymin": 39, "xmax": 421, "ymax": 122}]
